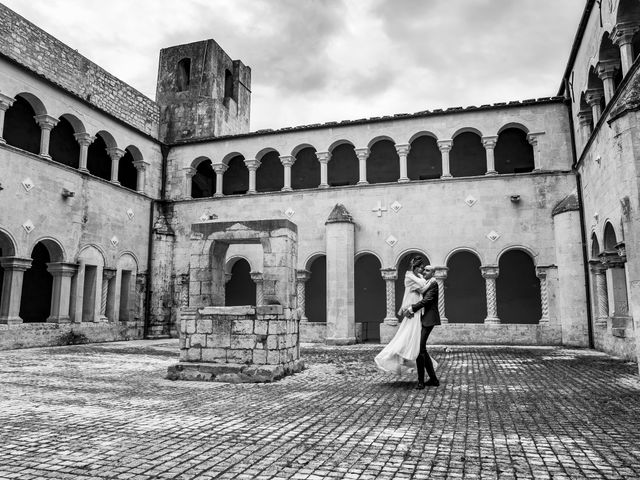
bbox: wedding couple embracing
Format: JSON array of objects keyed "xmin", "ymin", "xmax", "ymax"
[{"xmin": 375, "ymin": 256, "xmax": 440, "ymax": 389}]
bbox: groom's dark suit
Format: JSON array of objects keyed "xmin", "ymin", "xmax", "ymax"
[{"xmin": 410, "ymin": 280, "xmax": 440, "ymax": 385}]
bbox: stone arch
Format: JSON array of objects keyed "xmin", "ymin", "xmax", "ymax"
[
  {"xmin": 77, "ymin": 245, "xmax": 106, "ymax": 323},
  {"xmin": 94, "ymin": 130, "xmax": 117, "ymax": 149},
  {"xmin": 586, "ymin": 66, "xmax": 606, "ymax": 113},
  {"xmin": 496, "ymin": 248, "xmax": 541, "ymax": 324},
  {"xmin": 444, "ymin": 246, "xmax": 485, "ymax": 266},
  {"xmin": 117, "ymin": 252, "xmax": 139, "ymax": 272},
  {"xmin": 225, "ymin": 255, "xmax": 253, "ymax": 274},
  {"xmin": 368, "ymin": 138, "xmax": 400, "ymax": 184},
  {"xmin": 256, "ymin": 149, "xmax": 283, "ymax": 193},
  {"xmin": 191, "ymin": 156, "xmax": 215, "ymax": 198},
  {"xmin": 291, "ymin": 143, "xmax": 315, "ymax": 157},
  {"xmin": 224, "ymin": 257, "xmax": 256, "ymax": 306},
  {"xmin": 303, "ymin": 252, "xmax": 326, "ymax": 271},
  {"xmin": 603, "ymin": 222, "xmax": 618, "ymax": 250},
  {"xmin": 394, "ymin": 250, "xmax": 431, "ymax": 316},
  {"xmin": 117, "ymin": 252, "xmax": 139, "ymax": 321},
  {"xmin": 222, "ymin": 151, "xmax": 244, "ymax": 165},
  {"xmin": 87, "ymin": 131, "xmax": 115, "ymax": 181},
  {"xmin": 28, "ymin": 237, "xmax": 65, "ymax": 263},
  {"xmin": 0, "ymin": 227, "xmax": 18, "ymax": 257},
  {"xmin": 616, "ymin": 0, "xmax": 640, "ymax": 63},
  {"xmin": 408, "ymin": 133, "xmax": 442, "ymax": 180},
  {"xmin": 355, "ymin": 252, "xmax": 385, "ymax": 342},
  {"xmin": 3, "ymin": 94, "xmax": 41, "ymax": 154},
  {"xmin": 255, "ymin": 147, "xmax": 278, "ymax": 161},
  {"xmin": 591, "ymin": 232, "xmax": 601, "ymax": 258},
  {"xmin": 450, "ymin": 130, "xmax": 486, "ymax": 177},
  {"xmin": 328, "ymin": 142, "xmax": 358, "ymax": 186},
  {"xmin": 50, "ymin": 115, "xmax": 81, "ymax": 168},
  {"xmin": 445, "ymin": 250, "xmax": 486, "ymax": 323},
  {"xmin": 497, "ymin": 122, "xmax": 529, "ymax": 135},
  {"xmin": 354, "ymin": 249, "xmax": 383, "ymax": 264},
  {"xmin": 494, "ymin": 127, "xmax": 534, "ymax": 174},
  {"xmin": 20, "ymin": 241, "xmax": 54, "ymax": 323},
  {"xmin": 327, "ymin": 139, "xmax": 355, "ymax": 152},
  {"xmin": 408, "ymin": 131, "xmax": 438, "ymax": 144},
  {"xmin": 496, "ymin": 245, "xmax": 538, "ymax": 265},
  {"xmin": 120, "ymin": 145, "xmax": 141, "ymax": 191},
  {"xmin": 60, "ymin": 113, "xmax": 86, "ymax": 133},
  {"xmin": 223, "ymin": 154, "xmax": 249, "ymax": 195},
  {"xmin": 452, "ymin": 126, "xmax": 483, "ymax": 139},
  {"xmin": 306, "ymin": 254, "xmax": 326, "ymax": 322},
  {"xmin": 77, "ymin": 244, "xmax": 106, "ymax": 266},
  {"xmin": 598, "ymin": 32, "xmax": 624, "ymax": 92},
  {"xmin": 292, "ymin": 146, "xmax": 319, "ymax": 190},
  {"xmin": 366, "ymin": 135, "xmax": 396, "ymax": 149}
]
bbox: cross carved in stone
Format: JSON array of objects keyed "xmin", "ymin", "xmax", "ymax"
[{"xmin": 372, "ymin": 201, "xmax": 388, "ymax": 217}]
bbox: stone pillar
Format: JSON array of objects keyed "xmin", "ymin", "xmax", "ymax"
[
  {"xmin": 577, "ymin": 111, "xmax": 593, "ymax": 146},
  {"xmin": 395, "ymin": 143, "xmax": 410, "ymax": 182},
  {"xmin": 0, "ymin": 257, "xmax": 32, "ymax": 325},
  {"xmin": 184, "ymin": 167, "xmax": 196, "ymax": 198},
  {"xmin": 107, "ymin": 147, "xmax": 125, "ymax": 185},
  {"xmin": 180, "ymin": 273, "xmax": 190, "ymax": 308},
  {"xmin": 437, "ymin": 139, "xmax": 453, "ymax": 179},
  {"xmin": 589, "ymin": 260, "xmax": 609, "ymax": 327},
  {"xmin": 596, "ymin": 60, "xmax": 621, "ymax": 105},
  {"xmin": 133, "ymin": 160, "xmax": 149, "ymax": 193},
  {"xmin": 46, "ymin": 262, "xmax": 77, "ymax": 323},
  {"xmin": 0, "ymin": 93, "xmax": 15, "ymax": 143},
  {"xmin": 355, "ymin": 147, "xmax": 369, "ymax": 185},
  {"xmin": 433, "ymin": 266, "xmax": 449, "ymax": 323},
  {"xmin": 380, "ymin": 268, "xmax": 398, "ymax": 324},
  {"xmin": 34, "ymin": 114, "xmax": 59, "ymax": 159},
  {"xmin": 296, "ymin": 270, "xmax": 311, "ymax": 321},
  {"xmin": 535, "ymin": 266, "xmax": 550, "ymax": 325},
  {"xmin": 280, "ymin": 155, "xmax": 295, "ymax": 191},
  {"xmin": 600, "ymin": 250, "xmax": 629, "ymax": 318},
  {"xmin": 100, "ymin": 268, "xmax": 116, "ymax": 321},
  {"xmin": 611, "ymin": 22, "xmax": 640, "ymax": 77},
  {"xmin": 325, "ymin": 204, "xmax": 356, "ymax": 344},
  {"xmin": 316, "ymin": 151, "xmax": 331, "ymax": 188},
  {"xmin": 526, "ymin": 132, "xmax": 544, "ymax": 171},
  {"xmin": 585, "ymin": 88, "xmax": 604, "ymax": 125},
  {"xmin": 245, "ymin": 159, "xmax": 260, "ymax": 194},
  {"xmin": 482, "ymin": 135, "xmax": 498, "ymax": 175},
  {"xmin": 74, "ymin": 133, "xmax": 95, "ymax": 172},
  {"xmin": 481, "ymin": 265, "xmax": 500, "ymax": 325},
  {"xmin": 213, "ymin": 163, "xmax": 228, "ymax": 197},
  {"xmin": 250, "ymin": 272, "xmax": 264, "ymax": 306}
]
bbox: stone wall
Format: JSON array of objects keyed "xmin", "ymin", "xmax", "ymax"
[{"xmin": 0, "ymin": 4, "xmax": 159, "ymax": 137}]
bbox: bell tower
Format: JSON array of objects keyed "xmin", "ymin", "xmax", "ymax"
[{"xmin": 155, "ymin": 39, "xmax": 251, "ymax": 143}]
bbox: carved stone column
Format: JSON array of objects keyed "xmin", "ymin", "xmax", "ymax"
[
  {"xmin": 250, "ymin": 272, "xmax": 264, "ymax": 306},
  {"xmin": 585, "ymin": 88, "xmax": 604, "ymax": 125},
  {"xmin": 46, "ymin": 262, "xmax": 78, "ymax": 323},
  {"xmin": 0, "ymin": 93, "xmax": 15, "ymax": 143},
  {"xmin": 433, "ymin": 266, "xmax": 449, "ymax": 323},
  {"xmin": 600, "ymin": 250, "xmax": 629, "ymax": 318},
  {"xmin": 611, "ymin": 22, "xmax": 640, "ymax": 76},
  {"xmin": 0, "ymin": 257, "xmax": 32, "ymax": 325},
  {"xmin": 482, "ymin": 135, "xmax": 498, "ymax": 175},
  {"xmin": 535, "ymin": 266, "xmax": 550, "ymax": 325},
  {"xmin": 437, "ymin": 139, "xmax": 453, "ymax": 179},
  {"xmin": 395, "ymin": 143, "xmax": 410, "ymax": 182},
  {"xmin": 577, "ymin": 111, "xmax": 593, "ymax": 146},
  {"xmin": 596, "ymin": 59, "xmax": 621, "ymax": 104},
  {"xmin": 316, "ymin": 151, "xmax": 331, "ymax": 188},
  {"xmin": 355, "ymin": 147, "xmax": 369, "ymax": 185},
  {"xmin": 380, "ymin": 268, "xmax": 398, "ymax": 325},
  {"xmin": 244, "ymin": 159, "xmax": 260, "ymax": 194},
  {"xmin": 184, "ymin": 167, "xmax": 196, "ymax": 199},
  {"xmin": 107, "ymin": 147, "xmax": 125, "ymax": 185},
  {"xmin": 526, "ymin": 132, "xmax": 545, "ymax": 171},
  {"xmin": 35, "ymin": 114, "xmax": 59, "ymax": 159},
  {"xmin": 213, "ymin": 163, "xmax": 228, "ymax": 197},
  {"xmin": 481, "ymin": 265, "xmax": 500, "ymax": 325},
  {"xmin": 296, "ymin": 269, "xmax": 311, "ymax": 321},
  {"xmin": 74, "ymin": 133, "xmax": 95, "ymax": 172},
  {"xmin": 180, "ymin": 273, "xmax": 190, "ymax": 308},
  {"xmin": 589, "ymin": 260, "xmax": 608, "ymax": 327},
  {"xmin": 280, "ymin": 155, "xmax": 295, "ymax": 192},
  {"xmin": 132, "ymin": 160, "xmax": 149, "ymax": 193},
  {"xmin": 100, "ymin": 268, "xmax": 116, "ymax": 321}
]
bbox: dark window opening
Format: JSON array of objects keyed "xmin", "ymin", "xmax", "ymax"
[
  {"xmin": 409, "ymin": 136, "xmax": 442, "ymax": 180},
  {"xmin": 292, "ymin": 147, "xmax": 320, "ymax": 190},
  {"xmin": 256, "ymin": 151, "xmax": 283, "ymax": 193},
  {"xmin": 119, "ymin": 150, "xmax": 138, "ymax": 190},
  {"xmin": 192, "ymin": 159, "xmax": 215, "ymax": 198},
  {"xmin": 177, "ymin": 58, "xmax": 191, "ymax": 92},
  {"xmin": 225, "ymin": 259, "xmax": 256, "ymax": 306},
  {"xmin": 497, "ymin": 250, "xmax": 541, "ymax": 324},
  {"xmin": 50, "ymin": 117, "xmax": 80, "ymax": 169},
  {"xmin": 20, "ymin": 243, "xmax": 52, "ymax": 323},
  {"xmin": 368, "ymin": 140, "xmax": 400, "ymax": 184},
  {"xmin": 450, "ymin": 132, "xmax": 486, "ymax": 177},
  {"xmin": 306, "ymin": 256, "xmax": 326, "ymax": 322},
  {"xmin": 223, "ymin": 155, "xmax": 249, "ymax": 195},
  {"xmin": 328, "ymin": 144, "xmax": 358, "ymax": 186},
  {"xmin": 86, "ymin": 135, "xmax": 112, "ymax": 181},
  {"xmin": 445, "ymin": 252, "xmax": 486, "ymax": 323},
  {"xmin": 3, "ymin": 96, "xmax": 40, "ymax": 154},
  {"xmin": 495, "ymin": 128, "xmax": 534, "ymax": 174},
  {"xmin": 224, "ymin": 69, "xmax": 234, "ymax": 101},
  {"xmin": 355, "ymin": 254, "xmax": 385, "ymax": 342}
]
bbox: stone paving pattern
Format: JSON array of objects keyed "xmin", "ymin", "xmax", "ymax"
[{"xmin": 0, "ymin": 340, "xmax": 639, "ymax": 479}]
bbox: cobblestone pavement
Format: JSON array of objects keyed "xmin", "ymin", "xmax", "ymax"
[{"xmin": 0, "ymin": 341, "xmax": 639, "ymax": 480}]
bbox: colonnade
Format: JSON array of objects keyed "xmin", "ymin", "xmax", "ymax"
[{"xmin": 589, "ymin": 242, "xmax": 630, "ymax": 326}]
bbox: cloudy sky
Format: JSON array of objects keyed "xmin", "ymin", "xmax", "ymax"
[{"xmin": 3, "ymin": 0, "xmax": 585, "ymax": 131}]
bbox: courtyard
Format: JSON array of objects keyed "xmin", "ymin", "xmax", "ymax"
[{"xmin": 0, "ymin": 340, "xmax": 638, "ymax": 480}]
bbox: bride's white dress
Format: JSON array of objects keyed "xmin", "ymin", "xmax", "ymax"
[{"xmin": 374, "ymin": 272, "xmax": 438, "ymax": 375}]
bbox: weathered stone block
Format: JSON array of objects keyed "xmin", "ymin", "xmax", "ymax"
[
  {"xmin": 256, "ymin": 305, "xmax": 283, "ymax": 315},
  {"xmin": 185, "ymin": 319, "xmax": 196, "ymax": 334},
  {"xmin": 253, "ymin": 349, "xmax": 267, "ymax": 365},
  {"xmin": 201, "ymin": 348, "xmax": 228, "ymax": 363},
  {"xmin": 186, "ymin": 347, "xmax": 202, "ymax": 361},
  {"xmin": 232, "ymin": 320, "xmax": 254, "ymax": 334},
  {"xmin": 254, "ymin": 320, "xmax": 269, "ymax": 335},
  {"xmin": 198, "ymin": 319, "xmax": 213, "ymax": 334},
  {"xmin": 231, "ymin": 334, "xmax": 257, "ymax": 349},
  {"xmin": 207, "ymin": 332, "xmax": 231, "ymax": 348},
  {"xmin": 266, "ymin": 349, "xmax": 280, "ymax": 365},
  {"xmin": 179, "ymin": 335, "xmax": 187, "ymax": 350},
  {"xmin": 200, "ymin": 306, "xmax": 255, "ymax": 316},
  {"xmin": 189, "ymin": 334, "xmax": 207, "ymax": 348},
  {"xmin": 227, "ymin": 349, "xmax": 253, "ymax": 364},
  {"xmin": 266, "ymin": 335, "xmax": 279, "ymax": 350},
  {"xmin": 268, "ymin": 321, "xmax": 287, "ymax": 335}
]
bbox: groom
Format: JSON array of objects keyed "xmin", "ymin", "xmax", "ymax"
[{"xmin": 405, "ymin": 264, "xmax": 440, "ymax": 389}]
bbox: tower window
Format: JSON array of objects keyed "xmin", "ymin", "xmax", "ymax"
[
  {"xmin": 177, "ymin": 58, "xmax": 191, "ymax": 92},
  {"xmin": 224, "ymin": 69, "xmax": 234, "ymax": 100}
]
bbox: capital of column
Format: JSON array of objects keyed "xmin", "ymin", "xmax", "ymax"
[
  {"xmin": 615, "ymin": 241, "xmax": 626, "ymax": 259},
  {"xmin": 354, "ymin": 147, "xmax": 369, "ymax": 160},
  {"xmin": 296, "ymin": 269, "xmax": 311, "ymax": 283},
  {"xmin": 102, "ymin": 267, "xmax": 117, "ymax": 280},
  {"xmin": 0, "ymin": 93, "xmax": 15, "ymax": 111},
  {"xmin": 46, "ymin": 262, "xmax": 78, "ymax": 277},
  {"xmin": 380, "ymin": 267, "xmax": 397, "ymax": 281},
  {"xmin": 315, "ymin": 151, "xmax": 331, "ymax": 164},
  {"xmin": 0, "ymin": 256, "xmax": 32, "ymax": 271},
  {"xmin": 74, "ymin": 132, "xmax": 95, "ymax": 147},
  {"xmin": 480, "ymin": 265, "xmax": 499, "ymax": 279},
  {"xmin": 394, "ymin": 143, "xmax": 410, "ymax": 156},
  {"xmin": 212, "ymin": 163, "xmax": 228, "ymax": 174},
  {"xmin": 34, "ymin": 114, "xmax": 59, "ymax": 130},
  {"xmin": 433, "ymin": 266, "xmax": 449, "ymax": 280},
  {"xmin": 599, "ymin": 250, "xmax": 625, "ymax": 268},
  {"xmin": 535, "ymin": 266, "xmax": 549, "ymax": 279},
  {"xmin": 610, "ymin": 22, "xmax": 640, "ymax": 47},
  {"xmin": 279, "ymin": 155, "xmax": 295, "ymax": 167},
  {"xmin": 437, "ymin": 139, "xmax": 453, "ymax": 152},
  {"xmin": 577, "ymin": 110, "xmax": 593, "ymax": 127},
  {"xmin": 133, "ymin": 159, "xmax": 150, "ymax": 172},
  {"xmin": 585, "ymin": 88, "xmax": 605, "ymax": 107},
  {"xmin": 106, "ymin": 147, "xmax": 125, "ymax": 161},
  {"xmin": 250, "ymin": 271, "xmax": 264, "ymax": 283},
  {"xmin": 589, "ymin": 259, "xmax": 607, "ymax": 274},
  {"xmin": 596, "ymin": 59, "xmax": 621, "ymax": 81},
  {"xmin": 244, "ymin": 158, "xmax": 261, "ymax": 171},
  {"xmin": 184, "ymin": 166, "xmax": 197, "ymax": 178},
  {"xmin": 526, "ymin": 131, "xmax": 545, "ymax": 146},
  {"xmin": 481, "ymin": 135, "xmax": 498, "ymax": 149}
]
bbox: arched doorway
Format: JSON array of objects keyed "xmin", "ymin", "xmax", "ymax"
[
  {"xmin": 305, "ymin": 256, "xmax": 326, "ymax": 322},
  {"xmin": 408, "ymin": 135, "xmax": 442, "ymax": 180},
  {"xmin": 19, "ymin": 242, "xmax": 53, "ymax": 323},
  {"xmin": 355, "ymin": 253, "xmax": 385, "ymax": 342},
  {"xmin": 368, "ymin": 139, "xmax": 399, "ymax": 184},
  {"xmin": 497, "ymin": 250, "xmax": 541, "ymax": 324},
  {"xmin": 395, "ymin": 251, "xmax": 430, "ymax": 315},
  {"xmin": 450, "ymin": 132, "xmax": 485, "ymax": 177},
  {"xmin": 328, "ymin": 143, "xmax": 358, "ymax": 186},
  {"xmin": 225, "ymin": 259, "xmax": 256, "ymax": 306},
  {"xmin": 256, "ymin": 151, "xmax": 283, "ymax": 192},
  {"xmin": 3, "ymin": 95, "xmax": 40, "ymax": 154},
  {"xmin": 495, "ymin": 128, "xmax": 534, "ymax": 174},
  {"xmin": 445, "ymin": 251, "xmax": 485, "ymax": 323}
]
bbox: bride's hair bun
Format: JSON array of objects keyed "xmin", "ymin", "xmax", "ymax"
[{"xmin": 409, "ymin": 256, "xmax": 425, "ymax": 269}]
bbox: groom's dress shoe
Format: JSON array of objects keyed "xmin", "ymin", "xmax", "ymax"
[
  {"xmin": 415, "ymin": 382, "xmax": 425, "ymax": 390},
  {"xmin": 425, "ymin": 378, "xmax": 440, "ymax": 387}
]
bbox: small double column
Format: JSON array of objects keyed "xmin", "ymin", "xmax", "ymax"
[
  {"xmin": 611, "ymin": 22, "xmax": 640, "ymax": 76},
  {"xmin": 577, "ymin": 111, "xmax": 593, "ymax": 145},
  {"xmin": 380, "ymin": 268, "xmax": 398, "ymax": 326},
  {"xmin": 535, "ymin": 266, "xmax": 551, "ymax": 325},
  {"xmin": 46, "ymin": 262, "xmax": 78, "ymax": 323},
  {"xmin": 395, "ymin": 144, "xmax": 410, "ymax": 182},
  {"xmin": 244, "ymin": 159, "xmax": 261, "ymax": 194},
  {"xmin": 585, "ymin": 88, "xmax": 605, "ymax": 125},
  {"xmin": 132, "ymin": 160, "xmax": 149, "ymax": 193},
  {"xmin": 107, "ymin": 147, "xmax": 125, "ymax": 185},
  {"xmin": 437, "ymin": 140, "xmax": 453, "ymax": 179},
  {"xmin": 213, "ymin": 163, "xmax": 228, "ymax": 197},
  {"xmin": 296, "ymin": 269, "xmax": 311, "ymax": 321},
  {"xmin": 250, "ymin": 272, "xmax": 264, "ymax": 306},
  {"xmin": 184, "ymin": 167, "xmax": 197, "ymax": 198},
  {"xmin": 482, "ymin": 136, "xmax": 498, "ymax": 175},
  {"xmin": 527, "ymin": 132, "xmax": 544, "ymax": 171},
  {"xmin": 481, "ymin": 265, "xmax": 500, "ymax": 325},
  {"xmin": 0, "ymin": 93, "xmax": 15, "ymax": 143},
  {"xmin": 100, "ymin": 268, "xmax": 116, "ymax": 322},
  {"xmin": 279, "ymin": 155, "xmax": 295, "ymax": 192},
  {"xmin": 34, "ymin": 114, "xmax": 59, "ymax": 159},
  {"xmin": 596, "ymin": 60, "xmax": 621, "ymax": 105},
  {"xmin": 433, "ymin": 267, "xmax": 449, "ymax": 323},
  {"xmin": 589, "ymin": 259, "xmax": 609, "ymax": 327},
  {"xmin": 0, "ymin": 257, "xmax": 33, "ymax": 325},
  {"xmin": 355, "ymin": 147, "xmax": 369, "ymax": 185},
  {"xmin": 316, "ymin": 151, "xmax": 331, "ymax": 188},
  {"xmin": 74, "ymin": 132, "xmax": 95, "ymax": 172}
]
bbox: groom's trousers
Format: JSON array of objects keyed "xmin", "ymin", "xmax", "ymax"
[{"xmin": 416, "ymin": 325, "xmax": 436, "ymax": 383}]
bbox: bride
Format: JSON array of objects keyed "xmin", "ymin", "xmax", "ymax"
[{"xmin": 374, "ymin": 256, "xmax": 437, "ymax": 375}]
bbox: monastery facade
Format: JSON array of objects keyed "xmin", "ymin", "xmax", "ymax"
[{"xmin": 0, "ymin": 2, "xmax": 639, "ymax": 370}]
